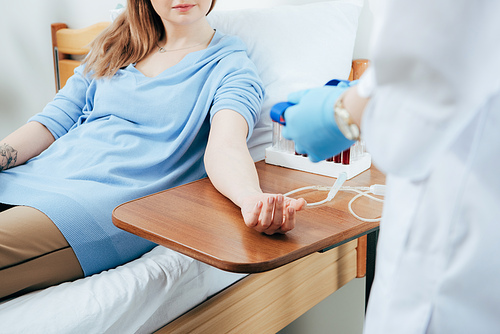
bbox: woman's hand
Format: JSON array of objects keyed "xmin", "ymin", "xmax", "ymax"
[{"xmin": 240, "ymin": 194, "xmax": 306, "ymax": 235}]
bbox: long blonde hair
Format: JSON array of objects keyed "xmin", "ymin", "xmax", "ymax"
[{"xmin": 83, "ymin": 0, "xmax": 217, "ymax": 78}]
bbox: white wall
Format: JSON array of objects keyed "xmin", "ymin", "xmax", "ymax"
[
  {"xmin": 0, "ymin": 0, "xmax": 120, "ymax": 138},
  {"xmin": 0, "ymin": 0, "xmax": 372, "ymax": 139}
]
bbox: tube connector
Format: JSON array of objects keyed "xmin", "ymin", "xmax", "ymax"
[
  {"xmin": 326, "ymin": 172, "xmax": 347, "ymax": 201},
  {"xmin": 369, "ymin": 184, "xmax": 386, "ymax": 196}
]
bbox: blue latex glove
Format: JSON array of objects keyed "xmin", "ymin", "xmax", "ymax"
[{"xmin": 281, "ymin": 83, "xmax": 354, "ymax": 162}]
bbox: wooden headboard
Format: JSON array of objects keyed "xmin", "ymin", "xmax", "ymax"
[
  {"xmin": 349, "ymin": 59, "xmax": 369, "ymax": 81},
  {"xmin": 51, "ymin": 22, "xmax": 110, "ymax": 92}
]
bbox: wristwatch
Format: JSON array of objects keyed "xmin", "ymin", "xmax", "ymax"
[{"xmin": 333, "ymin": 92, "xmax": 360, "ymax": 141}]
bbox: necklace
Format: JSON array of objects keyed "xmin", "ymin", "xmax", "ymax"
[{"xmin": 157, "ymin": 38, "xmax": 210, "ymax": 53}]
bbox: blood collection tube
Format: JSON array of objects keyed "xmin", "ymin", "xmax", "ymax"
[
  {"xmin": 342, "ymin": 148, "xmax": 350, "ymax": 165},
  {"xmin": 334, "ymin": 154, "xmax": 342, "ymax": 163}
]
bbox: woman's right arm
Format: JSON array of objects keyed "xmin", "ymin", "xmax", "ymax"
[{"xmin": 0, "ymin": 121, "xmax": 55, "ymax": 171}]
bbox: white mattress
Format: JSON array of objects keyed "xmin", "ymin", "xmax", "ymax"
[{"xmin": 0, "ymin": 245, "xmax": 246, "ymax": 334}]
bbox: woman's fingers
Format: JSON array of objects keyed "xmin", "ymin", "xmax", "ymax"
[
  {"xmin": 279, "ymin": 206, "xmax": 296, "ymax": 233},
  {"xmin": 263, "ymin": 195, "xmax": 285, "ymax": 235},
  {"xmin": 244, "ymin": 201, "xmax": 262, "ymax": 228},
  {"xmin": 243, "ymin": 195, "xmax": 306, "ymax": 235},
  {"xmin": 255, "ymin": 196, "xmax": 273, "ymax": 232}
]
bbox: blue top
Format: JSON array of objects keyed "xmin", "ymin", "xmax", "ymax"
[{"xmin": 0, "ymin": 31, "xmax": 264, "ymax": 276}]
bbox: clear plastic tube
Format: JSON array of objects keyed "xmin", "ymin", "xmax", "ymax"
[
  {"xmin": 272, "ymin": 122, "xmax": 280, "ymax": 149},
  {"xmin": 283, "ymin": 181, "xmax": 385, "ymax": 221}
]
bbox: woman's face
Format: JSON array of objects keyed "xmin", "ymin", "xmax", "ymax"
[{"xmin": 150, "ymin": 0, "xmax": 213, "ymax": 27}]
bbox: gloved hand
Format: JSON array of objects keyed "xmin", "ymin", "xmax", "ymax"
[{"xmin": 281, "ymin": 82, "xmax": 354, "ymax": 162}]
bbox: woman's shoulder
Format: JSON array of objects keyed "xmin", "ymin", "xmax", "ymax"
[
  {"xmin": 209, "ymin": 30, "xmax": 248, "ymax": 54},
  {"xmin": 201, "ymin": 31, "xmax": 256, "ymax": 69}
]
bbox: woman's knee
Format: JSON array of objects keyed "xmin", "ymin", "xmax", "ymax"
[{"xmin": 0, "ymin": 206, "xmax": 83, "ymax": 300}]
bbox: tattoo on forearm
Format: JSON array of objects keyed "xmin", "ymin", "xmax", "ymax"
[{"xmin": 0, "ymin": 144, "xmax": 18, "ymax": 172}]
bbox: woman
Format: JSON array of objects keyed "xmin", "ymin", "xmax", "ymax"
[{"xmin": 0, "ymin": 0, "xmax": 305, "ymax": 300}]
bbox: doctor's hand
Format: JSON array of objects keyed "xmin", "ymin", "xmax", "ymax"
[
  {"xmin": 240, "ymin": 194, "xmax": 306, "ymax": 235},
  {"xmin": 281, "ymin": 84, "xmax": 354, "ymax": 162}
]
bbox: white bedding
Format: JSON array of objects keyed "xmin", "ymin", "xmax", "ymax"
[{"xmin": 0, "ymin": 246, "xmax": 246, "ymax": 334}]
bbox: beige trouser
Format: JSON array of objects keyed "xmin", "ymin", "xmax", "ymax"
[{"xmin": 0, "ymin": 204, "xmax": 84, "ymax": 301}]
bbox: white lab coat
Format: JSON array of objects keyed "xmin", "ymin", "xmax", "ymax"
[{"xmin": 359, "ymin": 0, "xmax": 500, "ymax": 333}]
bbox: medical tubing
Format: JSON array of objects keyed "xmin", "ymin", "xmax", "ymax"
[
  {"xmin": 284, "ymin": 184, "xmax": 385, "ymax": 200},
  {"xmin": 342, "ymin": 188, "xmax": 384, "ymax": 222},
  {"xmin": 283, "ymin": 182, "xmax": 385, "ymax": 221}
]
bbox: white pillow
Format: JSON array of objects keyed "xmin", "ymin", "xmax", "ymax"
[{"xmin": 208, "ymin": 1, "xmax": 362, "ymax": 161}]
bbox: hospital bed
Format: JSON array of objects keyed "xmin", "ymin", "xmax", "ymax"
[{"xmin": 0, "ymin": 1, "xmax": 372, "ymax": 333}]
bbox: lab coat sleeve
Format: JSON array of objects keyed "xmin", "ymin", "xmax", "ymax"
[{"xmin": 361, "ymin": 0, "xmax": 500, "ymax": 180}]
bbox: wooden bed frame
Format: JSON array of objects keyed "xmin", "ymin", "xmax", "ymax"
[
  {"xmin": 51, "ymin": 22, "xmax": 372, "ymax": 333},
  {"xmin": 158, "ymin": 240, "xmax": 361, "ymax": 333}
]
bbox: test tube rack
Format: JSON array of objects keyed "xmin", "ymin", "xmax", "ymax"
[
  {"xmin": 265, "ymin": 146, "xmax": 371, "ymax": 180},
  {"xmin": 265, "ymin": 123, "xmax": 371, "ymax": 179}
]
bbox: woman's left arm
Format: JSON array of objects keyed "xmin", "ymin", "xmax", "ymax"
[{"xmin": 205, "ymin": 109, "xmax": 306, "ymax": 235}]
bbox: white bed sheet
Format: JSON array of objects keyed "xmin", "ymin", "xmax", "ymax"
[{"xmin": 0, "ymin": 246, "xmax": 246, "ymax": 334}]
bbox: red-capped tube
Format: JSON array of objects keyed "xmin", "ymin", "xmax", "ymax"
[{"xmin": 342, "ymin": 148, "xmax": 350, "ymax": 165}]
